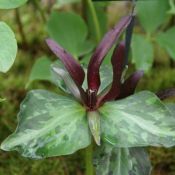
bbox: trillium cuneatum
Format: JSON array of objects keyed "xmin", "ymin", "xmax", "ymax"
[{"xmin": 1, "ymin": 13, "xmax": 175, "ymax": 175}]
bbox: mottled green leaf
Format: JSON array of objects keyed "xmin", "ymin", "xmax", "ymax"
[
  {"xmin": 136, "ymin": 0, "xmax": 169, "ymax": 33},
  {"xmin": 47, "ymin": 11, "xmax": 94, "ymax": 58},
  {"xmin": 1, "ymin": 90, "xmax": 91, "ymax": 158},
  {"xmin": 156, "ymin": 27, "xmax": 175, "ymax": 60},
  {"xmin": 88, "ymin": 111, "xmax": 101, "ymax": 146},
  {"xmin": 26, "ymin": 56, "xmax": 52, "ymax": 88},
  {"xmin": 99, "ymin": 91, "xmax": 175, "ymax": 147},
  {"xmin": 166, "ymin": 103, "xmax": 175, "ymax": 116},
  {"xmin": 51, "ymin": 62, "xmax": 81, "ymax": 101},
  {"xmin": 94, "ymin": 144, "xmax": 151, "ymax": 175},
  {"xmin": 0, "ymin": 0, "xmax": 28, "ymax": 9},
  {"xmin": 0, "ymin": 22, "xmax": 17, "ymax": 73},
  {"xmin": 132, "ymin": 34, "xmax": 154, "ymax": 72}
]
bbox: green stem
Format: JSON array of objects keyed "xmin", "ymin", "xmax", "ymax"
[
  {"xmin": 15, "ymin": 9, "xmax": 28, "ymax": 48},
  {"xmin": 85, "ymin": 0, "xmax": 101, "ymax": 43},
  {"xmin": 33, "ymin": 0, "xmax": 46, "ymax": 23},
  {"xmin": 85, "ymin": 144, "xmax": 94, "ymax": 175}
]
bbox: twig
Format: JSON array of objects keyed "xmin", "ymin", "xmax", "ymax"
[{"xmin": 15, "ymin": 9, "xmax": 28, "ymax": 48}]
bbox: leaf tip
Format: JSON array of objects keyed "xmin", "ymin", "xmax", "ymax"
[{"xmin": 0, "ymin": 140, "xmax": 9, "ymax": 151}]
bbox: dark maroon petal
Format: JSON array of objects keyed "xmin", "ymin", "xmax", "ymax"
[
  {"xmin": 87, "ymin": 89, "xmax": 97, "ymax": 110},
  {"xmin": 119, "ymin": 70, "xmax": 144, "ymax": 99},
  {"xmin": 87, "ymin": 15, "xmax": 132, "ymax": 91},
  {"xmin": 156, "ymin": 88, "xmax": 175, "ymax": 100},
  {"xmin": 97, "ymin": 42, "xmax": 125, "ymax": 105},
  {"xmin": 46, "ymin": 39, "xmax": 85, "ymax": 86}
]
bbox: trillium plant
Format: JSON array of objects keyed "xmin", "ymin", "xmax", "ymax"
[{"xmin": 1, "ymin": 13, "xmax": 175, "ymax": 175}]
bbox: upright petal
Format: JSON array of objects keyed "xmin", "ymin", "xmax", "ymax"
[
  {"xmin": 119, "ymin": 70, "xmax": 144, "ymax": 99},
  {"xmin": 46, "ymin": 39, "xmax": 85, "ymax": 87},
  {"xmin": 87, "ymin": 15, "xmax": 132, "ymax": 91},
  {"xmin": 98, "ymin": 42, "xmax": 125, "ymax": 105}
]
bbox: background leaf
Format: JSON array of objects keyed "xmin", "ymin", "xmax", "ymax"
[
  {"xmin": 94, "ymin": 144, "xmax": 151, "ymax": 175},
  {"xmin": 54, "ymin": 0, "xmax": 80, "ymax": 8},
  {"xmin": 0, "ymin": 98, "xmax": 5, "ymax": 102},
  {"xmin": 99, "ymin": 91, "xmax": 175, "ymax": 147},
  {"xmin": 26, "ymin": 56, "xmax": 52, "ymax": 88},
  {"xmin": 166, "ymin": 103, "xmax": 175, "ymax": 115},
  {"xmin": 156, "ymin": 27, "xmax": 175, "ymax": 60},
  {"xmin": 0, "ymin": 22, "xmax": 17, "ymax": 73},
  {"xmin": 136, "ymin": 0, "xmax": 169, "ymax": 33},
  {"xmin": 132, "ymin": 34, "xmax": 154, "ymax": 72},
  {"xmin": 1, "ymin": 90, "xmax": 91, "ymax": 158},
  {"xmin": 0, "ymin": 0, "xmax": 28, "ymax": 9},
  {"xmin": 47, "ymin": 11, "xmax": 94, "ymax": 58},
  {"xmin": 85, "ymin": 2, "xmax": 108, "ymax": 43}
]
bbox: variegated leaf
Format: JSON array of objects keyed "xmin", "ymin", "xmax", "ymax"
[
  {"xmin": 51, "ymin": 61, "xmax": 70, "ymax": 93},
  {"xmin": 94, "ymin": 144, "xmax": 151, "ymax": 175},
  {"xmin": 1, "ymin": 90, "xmax": 91, "ymax": 158},
  {"xmin": 51, "ymin": 62, "xmax": 81, "ymax": 101},
  {"xmin": 166, "ymin": 103, "xmax": 175, "ymax": 116},
  {"xmin": 99, "ymin": 91, "xmax": 175, "ymax": 147},
  {"xmin": 87, "ymin": 111, "xmax": 101, "ymax": 146}
]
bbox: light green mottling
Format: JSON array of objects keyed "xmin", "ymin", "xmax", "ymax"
[
  {"xmin": 94, "ymin": 144, "xmax": 151, "ymax": 175},
  {"xmin": 88, "ymin": 111, "xmax": 101, "ymax": 146},
  {"xmin": 99, "ymin": 91, "xmax": 175, "ymax": 147},
  {"xmin": 1, "ymin": 90, "xmax": 91, "ymax": 159}
]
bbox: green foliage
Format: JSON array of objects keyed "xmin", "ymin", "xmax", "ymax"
[
  {"xmin": 51, "ymin": 61, "xmax": 83, "ymax": 101},
  {"xmin": 88, "ymin": 111, "xmax": 101, "ymax": 146},
  {"xmin": 166, "ymin": 103, "xmax": 175, "ymax": 115},
  {"xmin": 0, "ymin": 22, "xmax": 17, "ymax": 73},
  {"xmin": 94, "ymin": 144, "xmax": 151, "ymax": 175},
  {"xmin": 1, "ymin": 90, "xmax": 91, "ymax": 158},
  {"xmin": 0, "ymin": 98, "xmax": 5, "ymax": 102},
  {"xmin": 132, "ymin": 0, "xmax": 174, "ymax": 71},
  {"xmin": 26, "ymin": 56, "xmax": 52, "ymax": 88},
  {"xmin": 156, "ymin": 27, "xmax": 175, "ymax": 60},
  {"xmin": 99, "ymin": 91, "xmax": 175, "ymax": 147},
  {"xmin": 85, "ymin": 2, "xmax": 107, "ymax": 43},
  {"xmin": 54, "ymin": 0, "xmax": 80, "ymax": 8},
  {"xmin": 0, "ymin": 0, "xmax": 28, "ymax": 9},
  {"xmin": 136, "ymin": 0, "xmax": 169, "ymax": 33},
  {"xmin": 47, "ymin": 11, "xmax": 94, "ymax": 58},
  {"xmin": 132, "ymin": 34, "xmax": 154, "ymax": 72}
]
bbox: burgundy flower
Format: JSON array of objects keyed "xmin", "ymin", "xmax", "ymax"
[{"xmin": 46, "ymin": 14, "xmax": 143, "ymax": 112}]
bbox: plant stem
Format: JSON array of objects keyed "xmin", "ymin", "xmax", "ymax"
[
  {"xmin": 85, "ymin": 144, "xmax": 94, "ymax": 175},
  {"xmin": 33, "ymin": 0, "xmax": 46, "ymax": 23},
  {"xmin": 15, "ymin": 9, "xmax": 28, "ymax": 48},
  {"xmin": 84, "ymin": 0, "xmax": 101, "ymax": 43}
]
